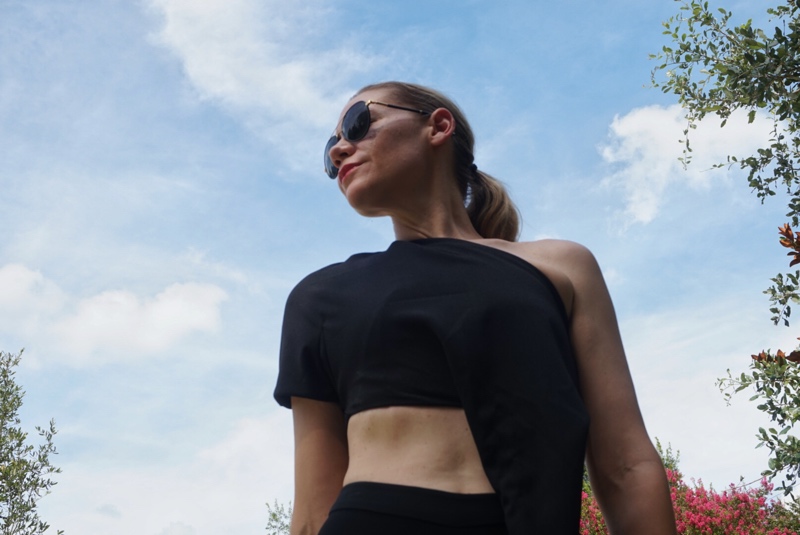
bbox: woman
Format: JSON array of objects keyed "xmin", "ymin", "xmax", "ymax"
[{"xmin": 274, "ymin": 82, "xmax": 676, "ymax": 535}]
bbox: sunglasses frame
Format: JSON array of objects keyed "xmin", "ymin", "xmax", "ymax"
[{"xmin": 324, "ymin": 100, "xmax": 430, "ymax": 179}]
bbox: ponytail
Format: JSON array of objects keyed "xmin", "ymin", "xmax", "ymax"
[{"xmin": 467, "ymin": 169, "xmax": 520, "ymax": 242}]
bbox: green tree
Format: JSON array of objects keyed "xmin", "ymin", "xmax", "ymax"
[
  {"xmin": 266, "ymin": 500, "xmax": 291, "ymax": 535},
  {"xmin": 651, "ymin": 0, "xmax": 800, "ymax": 496},
  {"xmin": 0, "ymin": 350, "xmax": 62, "ymax": 534}
]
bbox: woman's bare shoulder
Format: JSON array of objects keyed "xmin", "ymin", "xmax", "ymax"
[
  {"xmin": 507, "ymin": 240, "xmax": 604, "ymax": 316},
  {"xmin": 516, "ymin": 239, "xmax": 604, "ymax": 283},
  {"xmin": 516, "ymin": 238, "xmax": 595, "ymax": 263}
]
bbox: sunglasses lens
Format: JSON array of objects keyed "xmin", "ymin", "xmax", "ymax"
[
  {"xmin": 323, "ymin": 101, "xmax": 371, "ymax": 179},
  {"xmin": 324, "ymin": 136, "xmax": 338, "ymax": 179},
  {"xmin": 342, "ymin": 101, "xmax": 370, "ymax": 142}
]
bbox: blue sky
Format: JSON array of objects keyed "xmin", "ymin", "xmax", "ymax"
[{"xmin": 1, "ymin": 0, "xmax": 794, "ymax": 533}]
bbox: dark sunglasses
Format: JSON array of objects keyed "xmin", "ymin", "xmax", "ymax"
[{"xmin": 324, "ymin": 100, "xmax": 430, "ymax": 179}]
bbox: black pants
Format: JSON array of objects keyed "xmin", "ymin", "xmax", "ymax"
[{"xmin": 318, "ymin": 482, "xmax": 508, "ymax": 535}]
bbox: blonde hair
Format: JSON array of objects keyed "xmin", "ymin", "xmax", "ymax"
[{"xmin": 357, "ymin": 82, "xmax": 521, "ymax": 241}]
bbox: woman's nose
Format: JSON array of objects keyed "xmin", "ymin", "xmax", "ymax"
[{"xmin": 328, "ymin": 136, "xmax": 355, "ymax": 168}]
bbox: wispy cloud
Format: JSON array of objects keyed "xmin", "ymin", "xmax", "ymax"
[
  {"xmin": 0, "ymin": 264, "xmax": 65, "ymax": 337},
  {"xmin": 158, "ymin": 523, "xmax": 195, "ymax": 535},
  {"xmin": 600, "ymin": 104, "xmax": 773, "ymax": 225},
  {"xmin": 148, "ymin": 0, "xmax": 380, "ymax": 122},
  {"xmin": 0, "ymin": 264, "xmax": 228, "ymax": 366},
  {"xmin": 53, "ymin": 282, "xmax": 227, "ymax": 360}
]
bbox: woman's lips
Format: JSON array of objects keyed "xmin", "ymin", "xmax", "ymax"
[{"xmin": 338, "ymin": 163, "xmax": 360, "ymax": 184}]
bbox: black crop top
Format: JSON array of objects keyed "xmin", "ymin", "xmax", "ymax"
[{"xmin": 274, "ymin": 238, "xmax": 589, "ymax": 534}]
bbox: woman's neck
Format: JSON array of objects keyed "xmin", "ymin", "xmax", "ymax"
[{"xmin": 391, "ymin": 204, "xmax": 482, "ymax": 242}]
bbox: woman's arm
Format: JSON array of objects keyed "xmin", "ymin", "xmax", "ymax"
[
  {"xmin": 289, "ymin": 397, "xmax": 349, "ymax": 535},
  {"xmin": 552, "ymin": 241, "xmax": 677, "ymax": 535}
]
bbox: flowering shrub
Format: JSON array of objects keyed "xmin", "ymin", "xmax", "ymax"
[
  {"xmin": 580, "ymin": 463, "xmax": 800, "ymax": 535},
  {"xmin": 580, "ymin": 478, "xmax": 609, "ymax": 535}
]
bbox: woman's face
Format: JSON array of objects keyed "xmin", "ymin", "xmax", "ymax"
[{"xmin": 327, "ymin": 88, "xmax": 432, "ymax": 216}]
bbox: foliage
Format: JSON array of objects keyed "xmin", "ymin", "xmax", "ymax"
[
  {"xmin": 651, "ymin": 0, "xmax": 800, "ymax": 226},
  {"xmin": 658, "ymin": 438, "xmax": 683, "ymax": 473},
  {"xmin": 652, "ymin": 0, "xmax": 800, "ymax": 496},
  {"xmin": 719, "ymin": 352, "xmax": 800, "ymax": 496},
  {"xmin": 767, "ymin": 224, "xmax": 800, "ymax": 327},
  {"xmin": 0, "ymin": 350, "xmax": 62, "ymax": 534},
  {"xmin": 581, "ymin": 446, "xmax": 800, "ymax": 534},
  {"xmin": 266, "ymin": 500, "xmax": 291, "ymax": 535}
]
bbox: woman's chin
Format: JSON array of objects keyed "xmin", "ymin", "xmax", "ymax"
[
  {"xmin": 343, "ymin": 184, "xmax": 381, "ymax": 216},
  {"xmin": 346, "ymin": 195, "xmax": 388, "ymax": 218},
  {"xmin": 349, "ymin": 203, "xmax": 386, "ymax": 218}
]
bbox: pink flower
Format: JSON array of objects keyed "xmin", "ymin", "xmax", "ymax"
[{"xmin": 580, "ymin": 467, "xmax": 798, "ymax": 535}]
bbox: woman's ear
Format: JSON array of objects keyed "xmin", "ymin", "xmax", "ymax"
[{"xmin": 428, "ymin": 108, "xmax": 456, "ymax": 147}]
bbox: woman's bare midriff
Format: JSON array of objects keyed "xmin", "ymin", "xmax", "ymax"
[{"xmin": 342, "ymin": 406, "xmax": 496, "ymax": 494}]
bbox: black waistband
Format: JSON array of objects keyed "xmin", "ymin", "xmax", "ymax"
[{"xmin": 330, "ymin": 482, "xmax": 505, "ymax": 527}]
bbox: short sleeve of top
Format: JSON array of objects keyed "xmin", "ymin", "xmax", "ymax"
[{"xmin": 273, "ymin": 274, "xmax": 339, "ymax": 408}]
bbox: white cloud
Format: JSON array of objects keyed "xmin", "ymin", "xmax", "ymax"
[
  {"xmin": 196, "ymin": 414, "xmax": 294, "ymax": 496},
  {"xmin": 0, "ymin": 264, "xmax": 65, "ymax": 337},
  {"xmin": 600, "ymin": 104, "xmax": 773, "ymax": 225},
  {"xmin": 53, "ymin": 282, "xmax": 227, "ymax": 360},
  {"xmin": 147, "ymin": 0, "xmax": 378, "ymax": 126},
  {"xmin": 95, "ymin": 504, "xmax": 122, "ymax": 519},
  {"xmin": 42, "ymin": 410, "xmax": 294, "ymax": 535},
  {"xmin": 0, "ymin": 263, "xmax": 229, "ymax": 365},
  {"xmin": 158, "ymin": 523, "xmax": 195, "ymax": 535},
  {"xmin": 181, "ymin": 248, "xmax": 249, "ymax": 286}
]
